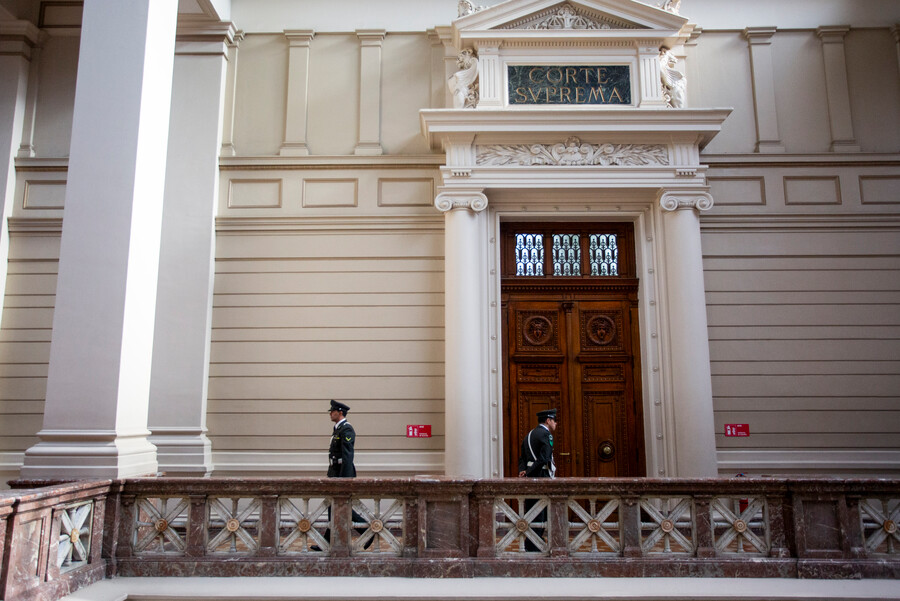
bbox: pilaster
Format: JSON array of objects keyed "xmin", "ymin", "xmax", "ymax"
[
  {"xmin": 475, "ymin": 41, "xmax": 502, "ymax": 108},
  {"xmin": 354, "ymin": 29, "xmax": 385, "ymax": 156},
  {"xmin": 148, "ymin": 21, "xmax": 234, "ymax": 476},
  {"xmin": 220, "ymin": 29, "xmax": 244, "ymax": 157},
  {"xmin": 427, "ymin": 28, "xmax": 453, "ymax": 109},
  {"xmin": 435, "ymin": 188, "xmax": 489, "ymax": 478},
  {"xmin": 637, "ymin": 41, "xmax": 666, "ymax": 108},
  {"xmin": 743, "ymin": 27, "xmax": 785, "ymax": 153},
  {"xmin": 21, "ymin": 0, "xmax": 179, "ymax": 479},
  {"xmin": 816, "ymin": 26, "xmax": 860, "ymax": 153},
  {"xmin": 657, "ymin": 189, "xmax": 718, "ymax": 477},
  {"xmin": 0, "ymin": 20, "xmax": 40, "ymax": 332},
  {"xmin": 280, "ymin": 30, "xmax": 315, "ymax": 156}
]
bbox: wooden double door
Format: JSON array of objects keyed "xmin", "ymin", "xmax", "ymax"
[{"xmin": 501, "ymin": 223, "xmax": 646, "ymax": 478}]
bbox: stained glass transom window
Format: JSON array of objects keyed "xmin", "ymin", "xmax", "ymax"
[
  {"xmin": 515, "ymin": 234, "xmax": 544, "ymax": 276},
  {"xmin": 552, "ymin": 234, "xmax": 581, "ymax": 276},
  {"xmin": 589, "ymin": 234, "xmax": 618, "ymax": 276}
]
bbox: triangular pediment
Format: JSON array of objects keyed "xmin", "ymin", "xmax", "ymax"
[{"xmin": 454, "ymin": 0, "xmax": 688, "ymax": 35}]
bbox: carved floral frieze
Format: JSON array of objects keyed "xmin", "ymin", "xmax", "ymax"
[{"xmin": 476, "ymin": 137, "xmax": 669, "ymax": 167}]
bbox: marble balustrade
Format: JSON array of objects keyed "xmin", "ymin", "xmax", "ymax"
[{"xmin": 0, "ymin": 477, "xmax": 898, "ymax": 600}]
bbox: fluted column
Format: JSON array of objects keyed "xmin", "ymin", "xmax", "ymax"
[
  {"xmin": 658, "ymin": 190, "xmax": 718, "ymax": 477},
  {"xmin": 436, "ymin": 189, "xmax": 489, "ymax": 478},
  {"xmin": 21, "ymin": 0, "xmax": 179, "ymax": 478}
]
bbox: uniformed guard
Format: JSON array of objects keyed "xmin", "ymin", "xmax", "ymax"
[
  {"xmin": 518, "ymin": 408, "xmax": 558, "ymax": 478},
  {"xmin": 327, "ymin": 399, "xmax": 356, "ymax": 478}
]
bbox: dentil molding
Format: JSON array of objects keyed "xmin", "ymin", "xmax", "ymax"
[
  {"xmin": 434, "ymin": 190, "xmax": 488, "ymax": 213},
  {"xmin": 659, "ymin": 190, "xmax": 714, "ymax": 212}
]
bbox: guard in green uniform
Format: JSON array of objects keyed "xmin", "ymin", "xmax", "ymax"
[{"xmin": 327, "ymin": 399, "xmax": 356, "ymax": 478}]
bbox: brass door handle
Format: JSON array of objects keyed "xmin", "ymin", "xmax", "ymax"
[
  {"xmin": 559, "ymin": 453, "xmax": 571, "ymax": 456},
  {"xmin": 598, "ymin": 441, "xmax": 615, "ymax": 462}
]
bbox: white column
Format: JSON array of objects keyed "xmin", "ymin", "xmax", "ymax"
[
  {"xmin": 280, "ymin": 30, "xmax": 315, "ymax": 156},
  {"xmin": 816, "ymin": 26, "xmax": 860, "ymax": 153},
  {"xmin": 435, "ymin": 189, "xmax": 489, "ymax": 478},
  {"xmin": 148, "ymin": 22, "xmax": 233, "ymax": 476},
  {"xmin": 637, "ymin": 42, "xmax": 666, "ymax": 108},
  {"xmin": 354, "ymin": 29, "xmax": 384, "ymax": 156},
  {"xmin": 0, "ymin": 21, "xmax": 39, "ymax": 332},
  {"xmin": 658, "ymin": 190, "xmax": 718, "ymax": 477},
  {"xmin": 21, "ymin": 0, "xmax": 178, "ymax": 479},
  {"xmin": 743, "ymin": 27, "xmax": 785, "ymax": 153},
  {"xmin": 475, "ymin": 41, "xmax": 502, "ymax": 108}
]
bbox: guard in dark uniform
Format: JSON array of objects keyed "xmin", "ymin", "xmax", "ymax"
[
  {"xmin": 327, "ymin": 399, "xmax": 356, "ymax": 478},
  {"xmin": 517, "ymin": 408, "xmax": 558, "ymax": 552},
  {"xmin": 518, "ymin": 408, "xmax": 557, "ymax": 478}
]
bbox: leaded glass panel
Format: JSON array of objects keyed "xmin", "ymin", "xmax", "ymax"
[
  {"xmin": 552, "ymin": 234, "xmax": 581, "ymax": 276},
  {"xmin": 589, "ymin": 234, "xmax": 618, "ymax": 276},
  {"xmin": 515, "ymin": 234, "xmax": 544, "ymax": 276}
]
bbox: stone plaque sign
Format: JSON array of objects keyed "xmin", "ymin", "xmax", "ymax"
[{"xmin": 508, "ymin": 65, "xmax": 631, "ymax": 105}]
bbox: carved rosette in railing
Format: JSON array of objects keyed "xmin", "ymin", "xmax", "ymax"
[
  {"xmin": 351, "ymin": 497, "xmax": 405, "ymax": 555},
  {"xmin": 712, "ymin": 496, "xmax": 770, "ymax": 555},
  {"xmin": 207, "ymin": 497, "xmax": 261, "ymax": 554},
  {"xmin": 279, "ymin": 496, "xmax": 332, "ymax": 554},
  {"xmin": 639, "ymin": 497, "xmax": 694, "ymax": 554},
  {"xmin": 568, "ymin": 497, "xmax": 621, "ymax": 555},
  {"xmin": 494, "ymin": 496, "xmax": 550, "ymax": 554},
  {"xmin": 56, "ymin": 501, "xmax": 93, "ymax": 572},
  {"xmin": 859, "ymin": 497, "xmax": 900, "ymax": 555},
  {"xmin": 133, "ymin": 497, "xmax": 189, "ymax": 555}
]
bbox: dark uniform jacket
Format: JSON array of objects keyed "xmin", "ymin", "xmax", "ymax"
[
  {"xmin": 327, "ymin": 419, "xmax": 356, "ymax": 478},
  {"xmin": 518, "ymin": 424, "xmax": 554, "ymax": 478}
]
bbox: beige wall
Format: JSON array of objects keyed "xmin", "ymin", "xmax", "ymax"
[{"xmin": 0, "ymin": 11, "xmax": 898, "ymax": 480}]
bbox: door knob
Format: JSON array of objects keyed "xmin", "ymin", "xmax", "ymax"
[{"xmin": 598, "ymin": 441, "xmax": 615, "ymax": 462}]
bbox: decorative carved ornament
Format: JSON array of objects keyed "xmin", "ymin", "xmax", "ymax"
[
  {"xmin": 435, "ymin": 191, "xmax": 488, "ymax": 213},
  {"xmin": 659, "ymin": 0, "xmax": 682, "ymax": 15},
  {"xmin": 448, "ymin": 49, "xmax": 479, "ymax": 109},
  {"xmin": 501, "ymin": 3, "xmax": 640, "ymax": 30},
  {"xmin": 659, "ymin": 48, "xmax": 686, "ymax": 108},
  {"xmin": 477, "ymin": 137, "xmax": 670, "ymax": 167},
  {"xmin": 659, "ymin": 191, "xmax": 714, "ymax": 212},
  {"xmin": 458, "ymin": 0, "xmax": 486, "ymax": 17}
]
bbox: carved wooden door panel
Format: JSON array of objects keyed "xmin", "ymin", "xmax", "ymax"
[{"xmin": 504, "ymin": 298, "xmax": 643, "ymax": 478}]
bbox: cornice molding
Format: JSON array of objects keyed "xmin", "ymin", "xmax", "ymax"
[
  {"xmin": 175, "ymin": 20, "xmax": 236, "ymax": 56},
  {"xmin": 0, "ymin": 20, "xmax": 42, "ymax": 59}
]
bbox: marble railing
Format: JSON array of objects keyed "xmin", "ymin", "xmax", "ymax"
[{"xmin": 1, "ymin": 477, "xmax": 898, "ymax": 600}]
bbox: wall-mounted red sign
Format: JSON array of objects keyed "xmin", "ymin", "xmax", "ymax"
[
  {"xmin": 407, "ymin": 425, "xmax": 431, "ymax": 438},
  {"xmin": 724, "ymin": 424, "xmax": 750, "ymax": 437}
]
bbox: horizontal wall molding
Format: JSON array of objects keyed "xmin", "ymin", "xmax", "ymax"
[
  {"xmin": 215, "ymin": 215, "xmax": 444, "ymax": 233},
  {"xmin": 717, "ymin": 449, "xmax": 900, "ymax": 474},
  {"xmin": 220, "ymin": 155, "xmax": 445, "ymax": 170},
  {"xmin": 211, "ymin": 450, "xmax": 444, "ymax": 475}
]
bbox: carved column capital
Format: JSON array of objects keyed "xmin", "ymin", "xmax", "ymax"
[
  {"xmin": 659, "ymin": 190, "xmax": 713, "ymax": 213},
  {"xmin": 435, "ymin": 190, "xmax": 488, "ymax": 213}
]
